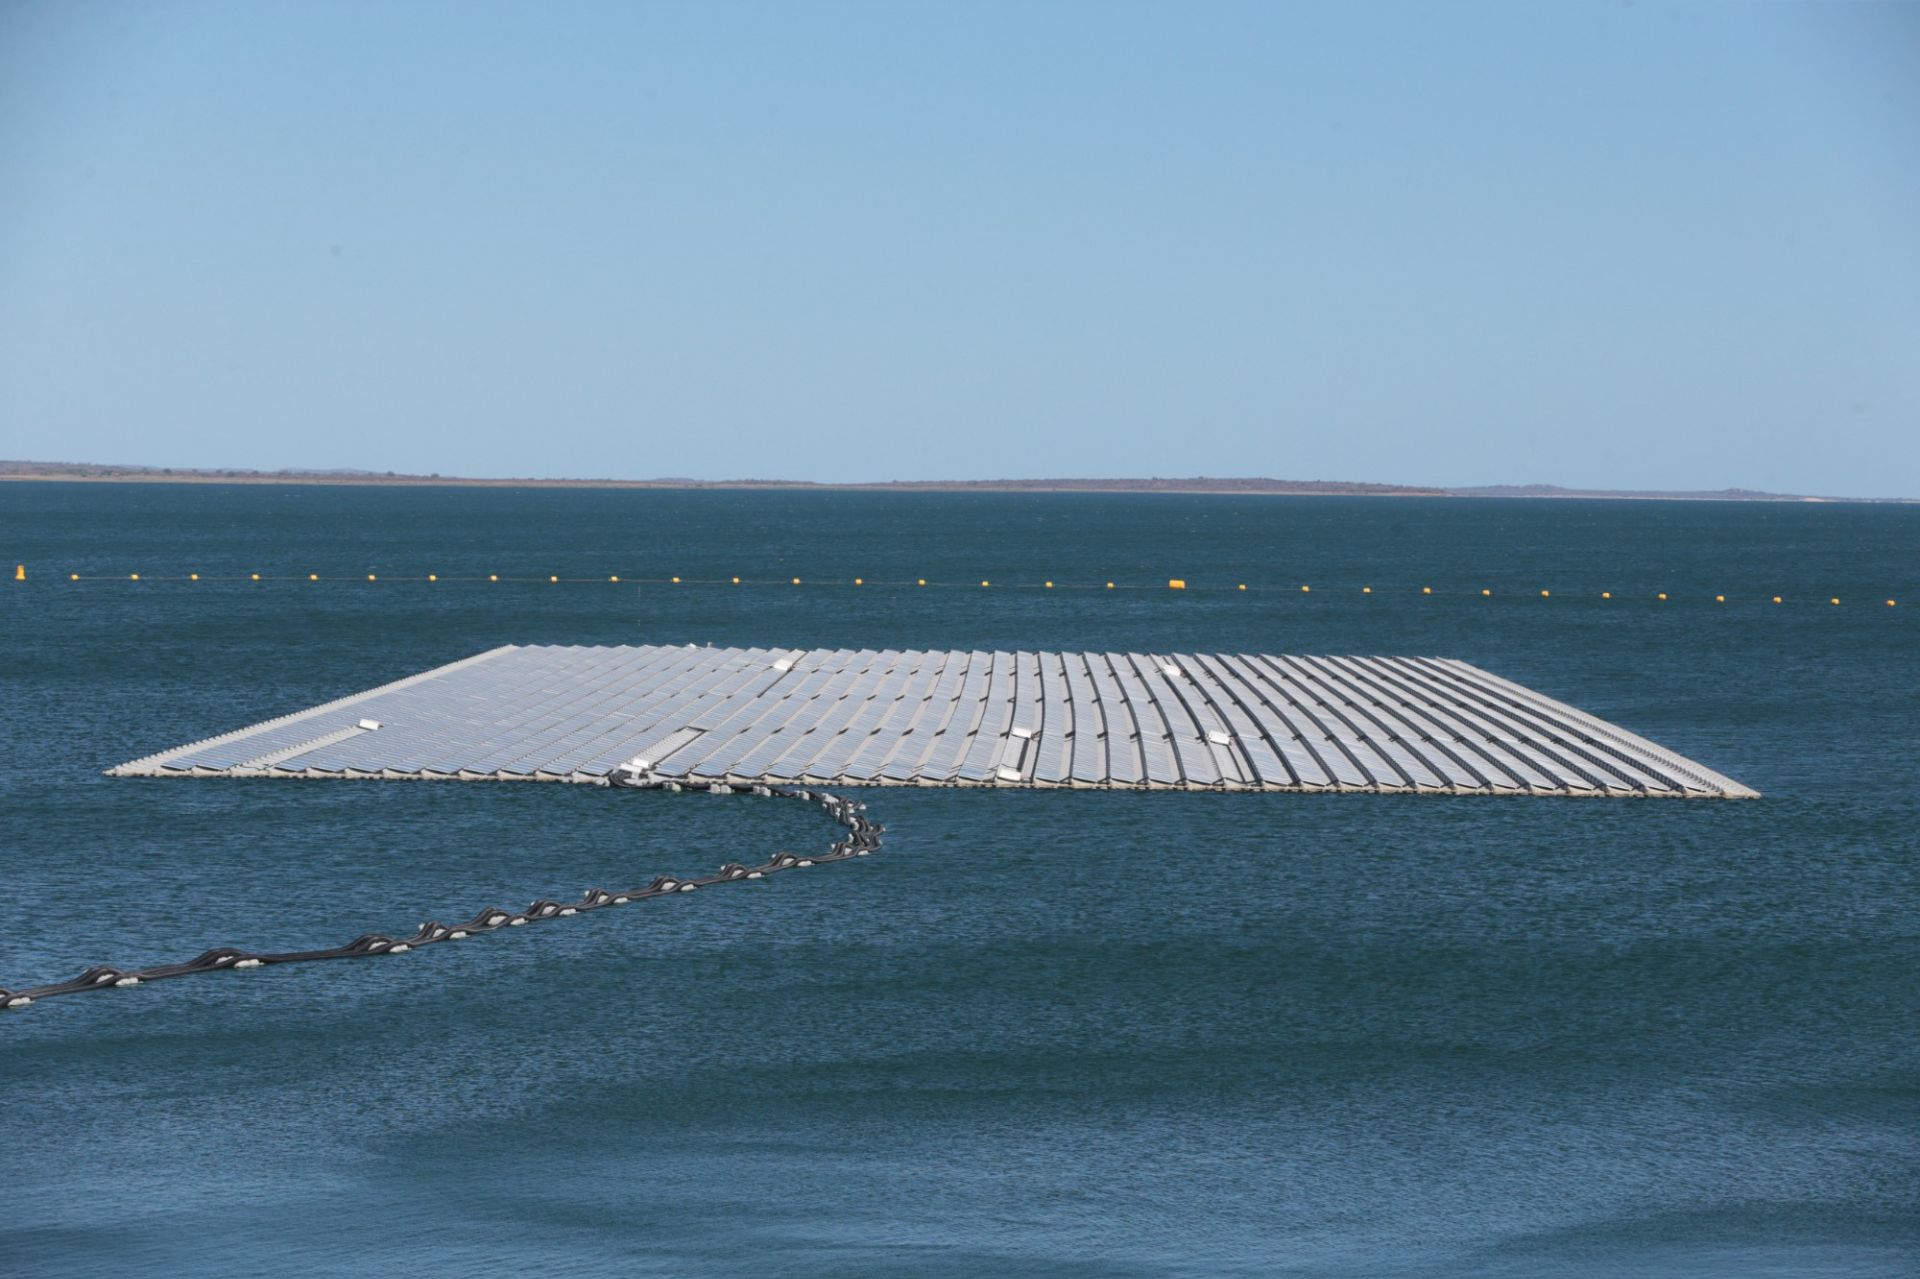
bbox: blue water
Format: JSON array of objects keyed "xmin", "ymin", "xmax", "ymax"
[{"xmin": 3, "ymin": 484, "xmax": 1916, "ymax": 1277}]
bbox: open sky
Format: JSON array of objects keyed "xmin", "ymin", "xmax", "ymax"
[{"xmin": 2, "ymin": 1, "xmax": 1915, "ymax": 493}]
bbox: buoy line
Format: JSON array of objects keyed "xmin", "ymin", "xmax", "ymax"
[
  {"xmin": 15, "ymin": 568, "xmax": 1902, "ymax": 607},
  {"xmin": 0, "ymin": 781, "xmax": 883, "ymax": 1013}
]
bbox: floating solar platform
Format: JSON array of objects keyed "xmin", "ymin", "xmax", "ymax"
[{"xmin": 108, "ymin": 644, "xmax": 1757, "ymax": 798}]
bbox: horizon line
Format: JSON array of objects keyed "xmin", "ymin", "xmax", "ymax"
[{"xmin": 1, "ymin": 460, "xmax": 1912, "ymax": 504}]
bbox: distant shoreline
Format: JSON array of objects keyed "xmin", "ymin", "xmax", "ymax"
[{"xmin": 1, "ymin": 463, "xmax": 1908, "ymax": 503}]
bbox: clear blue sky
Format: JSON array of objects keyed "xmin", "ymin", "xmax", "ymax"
[{"xmin": 2, "ymin": 1, "xmax": 1915, "ymax": 493}]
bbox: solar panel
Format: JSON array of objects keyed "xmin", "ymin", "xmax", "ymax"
[{"xmin": 107, "ymin": 644, "xmax": 1758, "ymax": 798}]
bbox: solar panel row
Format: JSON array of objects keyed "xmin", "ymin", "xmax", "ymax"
[{"xmin": 108, "ymin": 644, "xmax": 1758, "ymax": 797}]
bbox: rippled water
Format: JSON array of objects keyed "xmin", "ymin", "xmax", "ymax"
[{"xmin": 3, "ymin": 484, "xmax": 1916, "ymax": 1277}]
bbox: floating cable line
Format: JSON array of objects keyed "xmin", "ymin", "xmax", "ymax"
[{"xmin": 0, "ymin": 781, "xmax": 882, "ymax": 1013}]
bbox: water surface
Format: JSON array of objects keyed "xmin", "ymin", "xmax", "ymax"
[{"xmin": 3, "ymin": 485, "xmax": 1915, "ymax": 1276}]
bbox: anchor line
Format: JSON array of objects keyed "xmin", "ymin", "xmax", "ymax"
[{"xmin": 0, "ymin": 780, "xmax": 884, "ymax": 1012}]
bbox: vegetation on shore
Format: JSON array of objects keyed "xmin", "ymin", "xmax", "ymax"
[{"xmin": 0, "ymin": 460, "xmax": 1901, "ymax": 502}]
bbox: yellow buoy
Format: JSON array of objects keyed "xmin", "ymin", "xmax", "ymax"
[
  {"xmin": 429, "ymin": 574, "xmax": 437, "ymax": 582},
  {"xmin": 1657, "ymin": 593, "xmax": 1667, "ymax": 601},
  {"xmin": 1168, "ymin": 579, "xmax": 1185, "ymax": 590},
  {"xmin": 12, "ymin": 564, "xmax": 22, "ymax": 581},
  {"xmin": 1106, "ymin": 581, "xmax": 1115, "ymax": 590},
  {"xmin": 1362, "ymin": 586, "xmax": 1371, "ymax": 594},
  {"xmin": 1482, "ymin": 589, "xmax": 1491, "ymax": 597},
  {"xmin": 1888, "ymin": 600, "xmax": 1897, "ymax": 607},
  {"xmin": 1772, "ymin": 596, "xmax": 1782, "ymax": 604},
  {"xmin": 130, "ymin": 573, "xmax": 140, "ymax": 581},
  {"xmin": 250, "ymin": 573, "xmax": 259, "ymax": 581},
  {"xmin": 1300, "ymin": 584, "xmax": 1310, "ymax": 592},
  {"xmin": 1602, "ymin": 591, "xmax": 1611, "ymax": 599},
  {"xmin": 1831, "ymin": 597, "xmax": 1840, "ymax": 606},
  {"xmin": 1422, "ymin": 586, "xmax": 1432, "ymax": 595},
  {"xmin": 550, "ymin": 575, "xmax": 558, "ymax": 583},
  {"xmin": 732, "ymin": 576, "xmax": 741, "ymax": 584},
  {"xmin": 855, "ymin": 578, "xmax": 864, "ymax": 586},
  {"xmin": 671, "ymin": 576, "xmax": 681, "ymax": 584},
  {"xmin": 792, "ymin": 577, "xmax": 801, "ymax": 585},
  {"xmin": 490, "ymin": 574, "xmax": 499, "ymax": 582},
  {"xmin": 367, "ymin": 574, "xmax": 376, "ymax": 582},
  {"xmin": 917, "ymin": 578, "xmax": 926, "ymax": 586},
  {"xmin": 608, "ymin": 575, "xmax": 618, "ymax": 583},
  {"xmin": 70, "ymin": 573, "xmax": 79, "ymax": 581},
  {"xmin": 1044, "ymin": 581, "xmax": 1053, "ymax": 588},
  {"xmin": 981, "ymin": 580, "xmax": 990, "ymax": 588},
  {"xmin": 1715, "ymin": 595, "xmax": 1725, "ymax": 603},
  {"xmin": 1237, "ymin": 584, "xmax": 1246, "ymax": 591},
  {"xmin": 1540, "ymin": 590, "xmax": 1550, "ymax": 598}
]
